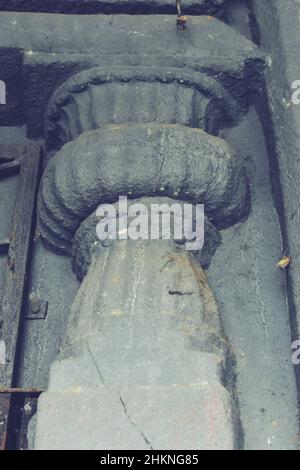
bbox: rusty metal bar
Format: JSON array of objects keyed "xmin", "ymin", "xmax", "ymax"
[
  {"xmin": 0, "ymin": 144, "xmax": 42, "ymax": 390},
  {"xmin": 16, "ymin": 396, "xmax": 39, "ymax": 450},
  {"xmin": 0, "ymin": 144, "xmax": 43, "ymax": 450},
  {"xmin": 0, "ymin": 389, "xmax": 43, "ymax": 450},
  {"xmin": 0, "ymin": 388, "xmax": 44, "ymax": 395},
  {"xmin": 0, "ymin": 394, "xmax": 11, "ymax": 450}
]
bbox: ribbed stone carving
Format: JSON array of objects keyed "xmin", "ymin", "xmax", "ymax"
[
  {"xmin": 38, "ymin": 123, "xmax": 249, "ymax": 254},
  {"xmin": 45, "ymin": 67, "xmax": 239, "ymax": 152}
]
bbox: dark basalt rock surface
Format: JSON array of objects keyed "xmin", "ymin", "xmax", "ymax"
[
  {"xmin": 38, "ymin": 123, "xmax": 249, "ymax": 253},
  {"xmin": 71, "ymin": 197, "xmax": 222, "ymax": 280}
]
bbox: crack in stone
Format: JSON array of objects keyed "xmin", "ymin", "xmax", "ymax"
[
  {"xmin": 156, "ymin": 150, "xmax": 167, "ymax": 187},
  {"xmin": 87, "ymin": 341, "xmax": 154, "ymax": 450},
  {"xmin": 86, "ymin": 341, "xmax": 109, "ymax": 390},
  {"xmin": 119, "ymin": 396, "xmax": 154, "ymax": 451},
  {"xmin": 160, "ymin": 257, "xmax": 173, "ymax": 272}
]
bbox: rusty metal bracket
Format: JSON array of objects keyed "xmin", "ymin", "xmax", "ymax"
[
  {"xmin": 16, "ymin": 396, "xmax": 39, "ymax": 450},
  {"xmin": 0, "ymin": 389, "xmax": 44, "ymax": 450},
  {"xmin": 0, "ymin": 144, "xmax": 43, "ymax": 450},
  {"xmin": 25, "ymin": 295, "xmax": 48, "ymax": 320},
  {"xmin": 0, "ymin": 144, "xmax": 42, "ymax": 388},
  {"xmin": 0, "ymin": 394, "xmax": 11, "ymax": 450}
]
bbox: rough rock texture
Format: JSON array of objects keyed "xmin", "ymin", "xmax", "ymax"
[
  {"xmin": 34, "ymin": 241, "xmax": 237, "ymax": 450},
  {"xmin": 71, "ymin": 197, "xmax": 221, "ymax": 280},
  {"xmin": 38, "ymin": 123, "xmax": 249, "ymax": 252},
  {"xmin": 0, "ymin": 13, "xmax": 265, "ymax": 136},
  {"xmin": 65, "ymin": 240, "xmax": 231, "ymax": 364}
]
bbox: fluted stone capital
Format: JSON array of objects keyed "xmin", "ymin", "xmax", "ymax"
[{"xmin": 45, "ymin": 66, "xmax": 239, "ymax": 152}]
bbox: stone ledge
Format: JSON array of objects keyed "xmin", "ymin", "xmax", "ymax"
[
  {"xmin": 0, "ymin": 0, "xmax": 225, "ymax": 16},
  {"xmin": 0, "ymin": 12, "xmax": 265, "ymax": 135}
]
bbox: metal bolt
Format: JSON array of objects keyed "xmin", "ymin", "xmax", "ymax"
[{"xmin": 29, "ymin": 293, "xmax": 41, "ymax": 314}]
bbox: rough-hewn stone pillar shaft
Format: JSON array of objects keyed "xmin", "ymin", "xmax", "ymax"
[{"xmin": 32, "ymin": 10, "xmax": 265, "ymax": 449}]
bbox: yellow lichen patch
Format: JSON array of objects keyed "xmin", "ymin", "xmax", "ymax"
[
  {"xmin": 111, "ymin": 309, "xmax": 124, "ymax": 317},
  {"xmin": 277, "ymin": 256, "xmax": 291, "ymax": 270},
  {"xmin": 64, "ymin": 386, "xmax": 82, "ymax": 395}
]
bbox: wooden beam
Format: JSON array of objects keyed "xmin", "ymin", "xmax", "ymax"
[{"xmin": 0, "ymin": 144, "xmax": 42, "ymax": 388}]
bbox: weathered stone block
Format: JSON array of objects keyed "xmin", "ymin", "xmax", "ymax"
[{"xmin": 34, "ymin": 383, "xmax": 235, "ymax": 450}]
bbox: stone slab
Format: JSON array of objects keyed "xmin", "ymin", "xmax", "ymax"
[
  {"xmin": 34, "ymin": 384, "xmax": 235, "ymax": 450},
  {"xmin": 0, "ymin": 12, "xmax": 261, "ymax": 62}
]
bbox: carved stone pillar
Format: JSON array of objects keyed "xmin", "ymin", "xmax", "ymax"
[{"xmin": 33, "ymin": 12, "xmax": 264, "ymax": 450}]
